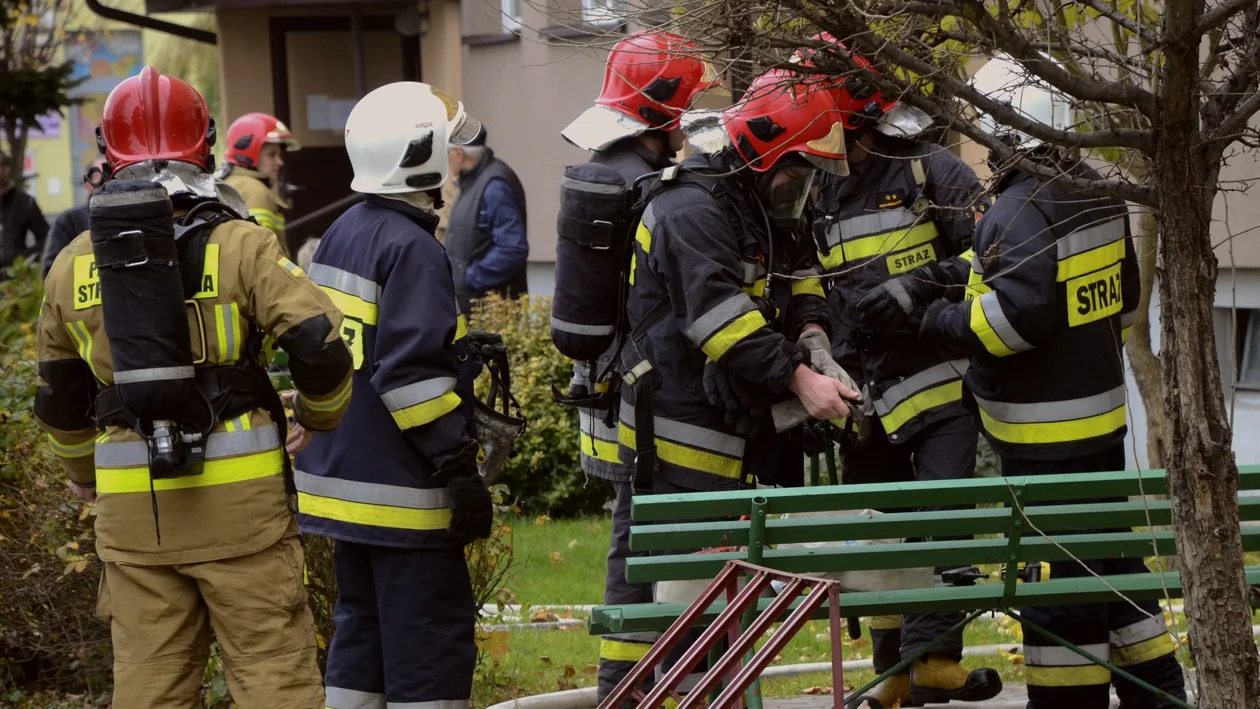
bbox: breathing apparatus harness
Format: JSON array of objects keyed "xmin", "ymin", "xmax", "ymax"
[{"xmin": 89, "ymin": 180, "xmax": 292, "ymax": 543}]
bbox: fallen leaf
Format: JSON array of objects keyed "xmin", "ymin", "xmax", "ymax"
[
  {"xmin": 549, "ymin": 551, "xmax": 563, "ymax": 564},
  {"xmin": 536, "ymin": 515, "xmax": 551, "ymax": 526},
  {"xmin": 531, "ymin": 607, "xmax": 560, "ymax": 623},
  {"xmin": 540, "ymin": 656, "xmax": 552, "ymax": 666},
  {"xmin": 801, "ymin": 686, "xmax": 832, "ymax": 695},
  {"xmin": 584, "ymin": 664, "xmax": 598, "ymax": 674},
  {"xmin": 563, "ymin": 665, "xmax": 577, "ymax": 678},
  {"xmin": 567, "ymin": 539, "xmax": 581, "ymax": 549},
  {"xmin": 476, "ymin": 631, "xmax": 510, "ymax": 659},
  {"xmin": 21, "ymin": 563, "xmax": 40, "ymax": 579},
  {"xmin": 852, "ymin": 637, "xmax": 870, "ymax": 647}
]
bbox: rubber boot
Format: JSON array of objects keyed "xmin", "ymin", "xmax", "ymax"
[
  {"xmin": 848, "ymin": 674, "xmax": 921, "ymax": 709},
  {"xmin": 909, "ymin": 655, "xmax": 1003, "ymax": 705}
]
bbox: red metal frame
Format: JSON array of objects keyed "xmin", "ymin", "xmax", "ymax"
[{"xmin": 598, "ymin": 561, "xmax": 845, "ymax": 709}]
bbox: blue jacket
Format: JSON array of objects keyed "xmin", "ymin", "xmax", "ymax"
[
  {"xmin": 296, "ymin": 195, "xmax": 476, "ymax": 549},
  {"xmin": 465, "ymin": 178, "xmax": 528, "ymax": 292}
]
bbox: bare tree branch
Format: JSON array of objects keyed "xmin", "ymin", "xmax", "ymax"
[{"xmin": 1196, "ymin": 0, "xmax": 1258, "ymax": 36}]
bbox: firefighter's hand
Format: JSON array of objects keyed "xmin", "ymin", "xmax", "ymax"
[
  {"xmin": 918, "ymin": 298, "xmax": 952, "ymax": 344},
  {"xmin": 789, "ymin": 365, "xmax": 856, "ymax": 421},
  {"xmin": 286, "ymin": 424, "xmax": 313, "ymax": 456},
  {"xmin": 857, "ymin": 278, "xmax": 914, "ymax": 329},
  {"xmin": 442, "ymin": 445, "xmax": 493, "ymax": 544},
  {"xmin": 68, "ymin": 480, "xmax": 96, "ymax": 502}
]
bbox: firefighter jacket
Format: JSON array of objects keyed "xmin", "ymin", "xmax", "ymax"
[
  {"xmin": 295, "ymin": 195, "xmax": 478, "ymax": 549},
  {"xmin": 574, "ymin": 138, "xmax": 674, "ymax": 482},
  {"xmin": 36, "ymin": 220, "xmax": 353, "ymax": 566},
  {"xmin": 925, "ymin": 163, "xmax": 1139, "ymax": 461},
  {"xmin": 815, "ymin": 136, "xmax": 988, "ymax": 444},
  {"xmin": 618, "ymin": 152, "xmax": 829, "ymax": 492},
  {"xmin": 223, "ymin": 167, "xmax": 289, "ymax": 249}
]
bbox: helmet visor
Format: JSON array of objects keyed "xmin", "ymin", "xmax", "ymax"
[
  {"xmin": 768, "ymin": 167, "xmax": 818, "ymax": 225},
  {"xmin": 802, "ymin": 152, "xmax": 849, "ymax": 176},
  {"xmin": 450, "ymin": 113, "xmax": 485, "ymax": 147}
]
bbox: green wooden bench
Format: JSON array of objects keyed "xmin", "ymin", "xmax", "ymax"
[{"xmin": 590, "ymin": 465, "xmax": 1260, "ymax": 707}]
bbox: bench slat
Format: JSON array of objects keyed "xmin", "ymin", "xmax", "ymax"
[
  {"xmin": 624, "ymin": 527, "xmax": 1260, "ymax": 583},
  {"xmin": 630, "ymin": 497, "xmax": 1260, "ymax": 551},
  {"xmin": 630, "ymin": 466, "xmax": 1260, "ymax": 522},
  {"xmin": 590, "ymin": 568, "xmax": 1260, "ymax": 635}
]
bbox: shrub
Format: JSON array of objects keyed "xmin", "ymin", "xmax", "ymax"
[{"xmin": 471, "ymin": 294, "xmax": 614, "ymax": 517}]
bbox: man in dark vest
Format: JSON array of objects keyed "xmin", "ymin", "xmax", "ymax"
[{"xmin": 446, "ymin": 127, "xmax": 529, "ymax": 313}]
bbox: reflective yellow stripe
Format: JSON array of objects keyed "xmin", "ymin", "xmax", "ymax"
[
  {"xmin": 250, "ymin": 208, "xmax": 284, "ymax": 232},
  {"xmin": 635, "ymin": 220, "xmax": 652, "ymax": 254},
  {"xmin": 869, "ymin": 615, "xmax": 903, "ymax": 630},
  {"xmin": 820, "ymin": 222, "xmax": 939, "ymax": 269},
  {"xmin": 600, "ymin": 638, "xmax": 652, "ymax": 662},
  {"xmin": 1122, "ymin": 326, "xmax": 1133, "ymax": 343},
  {"xmin": 192, "ymin": 244, "xmax": 220, "ymax": 299},
  {"xmin": 580, "ymin": 431, "xmax": 621, "ymax": 463},
  {"xmin": 96, "ymin": 449, "xmax": 283, "ymax": 494},
  {"xmin": 700, "ymin": 310, "xmax": 767, "ymax": 361},
  {"xmin": 969, "ymin": 297, "xmax": 1017, "ymax": 357},
  {"xmin": 214, "ymin": 304, "xmax": 242, "ymax": 364},
  {"xmin": 321, "ymin": 286, "xmax": 380, "ymax": 326},
  {"xmin": 66, "ymin": 321, "xmax": 99, "ymax": 378},
  {"xmin": 743, "ymin": 277, "xmax": 767, "ymax": 298},
  {"xmin": 1024, "ymin": 664, "xmax": 1111, "ymax": 687},
  {"xmin": 297, "ymin": 492, "xmax": 451, "ymax": 531},
  {"xmin": 279, "ymin": 256, "xmax": 306, "ymax": 278},
  {"xmin": 880, "ymin": 381, "xmax": 963, "ymax": 434},
  {"xmin": 978, "ymin": 405, "xmax": 1127, "ymax": 445},
  {"xmin": 965, "ymin": 268, "xmax": 990, "ymax": 300},
  {"xmin": 390, "ymin": 390, "xmax": 462, "ymax": 429},
  {"xmin": 303, "ymin": 377, "xmax": 353, "ymax": 413},
  {"xmin": 791, "ymin": 277, "xmax": 824, "ymax": 298},
  {"xmin": 237, "ymin": 414, "xmax": 251, "ymax": 431},
  {"xmin": 454, "ymin": 314, "xmax": 468, "ymax": 344},
  {"xmin": 1112, "ymin": 632, "xmax": 1176, "ymax": 667},
  {"xmin": 47, "ymin": 434, "xmax": 94, "ymax": 458},
  {"xmin": 618, "ymin": 424, "xmax": 741, "ymax": 480},
  {"xmin": 1056, "ymin": 240, "xmax": 1124, "ymax": 282}
]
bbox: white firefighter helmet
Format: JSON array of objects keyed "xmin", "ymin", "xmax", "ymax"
[
  {"xmin": 970, "ymin": 53, "xmax": 1074, "ymax": 149},
  {"xmin": 344, "ymin": 82, "xmax": 480, "ymax": 194}
]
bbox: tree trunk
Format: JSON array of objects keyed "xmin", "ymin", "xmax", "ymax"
[
  {"xmin": 1157, "ymin": 1, "xmax": 1259, "ymax": 703},
  {"xmin": 1126, "ymin": 208, "xmax": 1169, "ymax": 470}
]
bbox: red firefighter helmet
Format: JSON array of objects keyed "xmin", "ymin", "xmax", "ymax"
[
  {"xmin": 794, "ymin": 34, "xmax": 899, "ymax": 130},
  {"xmin": 224, "ymin": 112, "xmax": 301, "ymax": 169},
  {"xmin": 99, "ymin": 66, "xmax": 214, "ymax": 173},
  {"xmin": 561, "ymin": 30, "xmax": 719, "ymax": 151},
  {"xmin": 723, "ymin": 68, "xmax": 849, "ymax": 175}
]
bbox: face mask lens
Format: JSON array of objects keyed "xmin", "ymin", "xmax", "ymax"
[{"xmin": 769, "ymin": 168, "xmax": 818, "ymax": 224}]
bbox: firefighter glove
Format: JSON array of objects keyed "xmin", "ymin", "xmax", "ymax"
[
  {"xmin": 918, "ymin": 297, "xmax": 952, "ymax": 345},
  {"xmin": 856, "ymin": 263, "xmax": 949, "ymax": 329},
  {"xmin": 438, "ymin": 445, "xmax": 494, "ymax": 544}
]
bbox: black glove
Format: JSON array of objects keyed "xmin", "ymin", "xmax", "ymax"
[
  {"xmin": 918, "ymin": 298, "xmax": 952, "ymax": 345},
  {"xmin": 856, "ymin": 263, "xmax": 949, "ymax": 329},
  {"xmin": 702, "ymin": 361, "xmax": 766, "ymax": 437},
  {"xmin": 437, "ymin": 445, "xmax": 493, "ymax": 544}
]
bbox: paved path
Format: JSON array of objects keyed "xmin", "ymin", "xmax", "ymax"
[{"xmin": 767, "ymin": 686, "xmax": 1124, "ymax": 708}]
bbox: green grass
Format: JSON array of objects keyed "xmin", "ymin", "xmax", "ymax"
[{"xmin": 498, "ymin": 514, "xmax": 611, "ymax": 608}]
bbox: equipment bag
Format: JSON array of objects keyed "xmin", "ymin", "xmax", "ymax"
[{"xmin": 551, "ymin": 163, "xmax": 634, "ymax": 361}]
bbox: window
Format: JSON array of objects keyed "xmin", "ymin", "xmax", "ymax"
[
  {"xmin": 581, "ymin": 0, "xmax": 622, "ymax": 25},
  {"xmin": 1214, "ymin": 307, "xmax": 1260, "ymax": 392},
  {"xmin": 501, "ymin": 0, "xmax": 521, "ymax": 32}
]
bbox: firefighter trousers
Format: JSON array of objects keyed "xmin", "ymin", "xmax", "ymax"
[
  {"xmin": 99, "ymin": 535, "xmax": 323, "ymax": 709},
  {"xmin": 597, "ymin": 480, "xmax": 658, "ymax": 702},
  {"xmin": 324, "ymin": 540, "xmax": 476, "ymax": 709},
  {"xmin": 1002, "ymin": 446, "xmax": 1187, "ymax": 708},
  {"xmin": 838, "ymin": 412, "xmax": 978, "ymax": 675}
]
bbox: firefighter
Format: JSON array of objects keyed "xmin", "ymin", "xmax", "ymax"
[
  {"xmin": 808, "ymin": 44, "xmax": 1000, "ymax": 707},
  {"xmin": 920, "ymin": 55, "xmax": 1186, "ymax": 708},
  {"xmin": 218, "ymin": 112, "xmax": 300, "ymax": 253},
  {"xmin": 617, "ymin": 68, "xmax": 858, "ymax": 691},
  {"xmin": 294, "ymin": 81, "xmax": 494, "ymax": 709},
  {"xmin": 556, "ymin": 29, "xmax": 717, "ymax": 698},
  {"xmin": 35, "ymin": 67, "xmax": 353, "ymax": 708}
]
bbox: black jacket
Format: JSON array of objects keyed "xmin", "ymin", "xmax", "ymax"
[
  {"xmin": 1, "ymin": 185, "xmax": 49, "ymax": 271},
  {"xmin": 42, "ymin": 202, "xmax": 89, "ymax": 277},
  {"xmin": 618, "ymin": 151, "xmax": 828, "ymax": 491},
  {"xmin": 815, "ymin": 136, "xmax": 987, "ymax": 443},
  {"xmin": 925, "ymin": 163, "xmax": 1139, "ymax": 461}
]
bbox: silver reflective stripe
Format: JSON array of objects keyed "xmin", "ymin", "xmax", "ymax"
[
  {"xmin": 791, "ymin": 268, "xmax": 820, "ymax": 279},
  {"xmin": 641, "ymin": 202, "xmax": 658, "ymax": 232},
  {"xmin": 974, "ymin": 384, "xmax": 1126, "ymax": 424},
  {"xmin": 684, "ymin": 293, "xmax": 756, "ymax": 345},
  {"xmin": 562, "ymin": 175, "xmax": 623, "ymax": 194},
  {"xmin": 1111, "ymin": 615, "xmax": 1168, "ymax": 647},
  {"xmin": 838, "ymin": 208, "xmax": 919, "ymax": 241},
  {"xmin": 608, "ymin": 631, "xmax": 661, "ymax": 643},
  {"xmin": 1121, "ymin": 308, "xmax": 1139, "ymax": 329},
  {"xmin": 90, "ymin": 188, "xmax": 169, "ymax": 208},
  {"xmin": 113, "ymin": 366, "xmax": 195, "ymax": 384},
  {"xmin": 621, "ymin": 401, "xmax": 745, "ymax": 457},
  {"xmin": 294, "ymin": 470, "xmax": 449, "ymax": 509},
  {"xmin": 550, "ymin": 316, "xmax": 615, "ymax": 336},
  {"xmin": 979, "ymin": 291, "xmax": 1033, "ymax": 353},
  {"xmin": 380, "ymin": 377, "xmax": 457, "ymax": 412},
  {"xmin": 1024, "ymin": 643, "xmax": 1110, "ymax": 667},
  {"xmin": 387, "ymin": 701, "xmax": 469, "ymax": 709},
  {"xmin": 971, "ymin": 257, "xmax": 983, "ymax": 273},
  {"xmin": 742, "ymin": 261, "xmax": 761, "ymax": 286},
  {"xmin": 622, "ymin": 359, "xmax": 652, "ymax": 386},
  {"xmin": 326, "ymin": 686, "xmax": 386, "ymax": 709},
  {"xmin": 309, "ymin": 263, "xmax": 382, "ymax": 303},
  {"xmin": 883, "ymin": 278, "xmax": 914, "ymax": 313},
  {"xmin": 873, "ymin": 360, "xmax": 968, "ymax": 416},
  {"xmin": 1057, "ymin": 217, "xmax": 1126, "ymax": 259},
  {"xmin": 580, "ymin": 410, "xmax": 619, "ymax": 442},
  {"xmin": 96, "ymin": 425, "xmax": 280, "ymax": 467}
]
